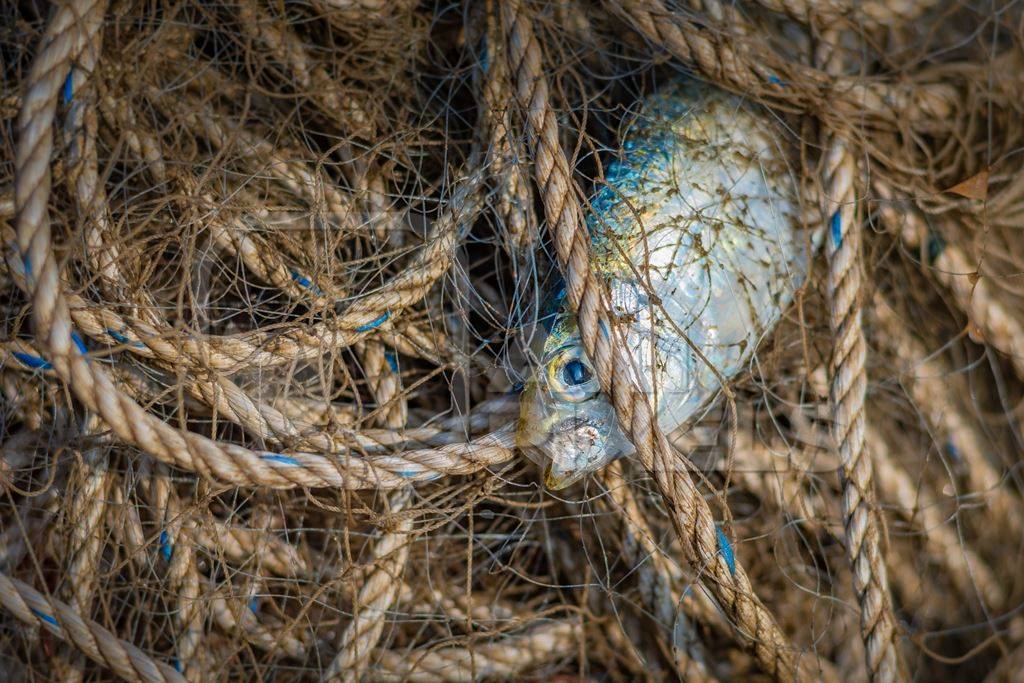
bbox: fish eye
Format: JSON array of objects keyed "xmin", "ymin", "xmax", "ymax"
[
  {"xmin": 562, "ymin": 359, "xmax": 592, "ymax": 386},
  {"xmin": 545, "ymin": 348, "xmax": 598, "ymax": 403}
]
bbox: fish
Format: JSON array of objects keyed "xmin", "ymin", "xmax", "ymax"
[{"xmin": 517, "ymin": 80, "xmax": 814, "ymax": 489}]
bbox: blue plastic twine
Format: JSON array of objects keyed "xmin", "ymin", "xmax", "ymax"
[
  {"xmin": 830, "ymin": 211, "xmax": 842, "ymax": 249},
  {"xmin": 716, "ymin": 526, "xmax": 736, "ymax": 576},
  {"xmin": 355, "ymin": 311, "xmax": 389, "ymax": 333},
  {"xmin": 31, "ymin": 607, "xmax": 59, "ymax": 628},
  {"xmin": 13, "ymin": 352, "xmax": 52, "ymax": 370},
  {"xmin": 262, "ymin": 453, "xmax": 300, "ymax": 467},
  {"xmin": 159, "ymin": 530, "xmax": 173, "ymax": 562}
]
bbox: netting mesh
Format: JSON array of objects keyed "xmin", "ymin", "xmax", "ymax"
[{"xmin": 1, "ymin": 0, "xmax": 1023, "ymax": 680}]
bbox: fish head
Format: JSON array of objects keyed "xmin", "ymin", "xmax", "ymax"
[{"xmin": 516, "ymin": 312, "xmax": 632, "ymax": 489}]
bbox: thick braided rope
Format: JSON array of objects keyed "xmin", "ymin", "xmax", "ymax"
[
  {"xmin": 325, "ymin": 488, "xmax": 414, "ymax": 681},
  {"xmin": 62, "ymin": 10, "xmax": 122, "ymax": 294},
  {"xmin": 360, "ymin": 340, "xmax": 408, "ymax": 429},
  {"xmin": 866, "ymin": 426, "xmax": 1005, "ymax": 608},
  {"xmin": 208, "ymin": 583, "xmax": 308, "ymax": 659},
  {"xmin": 871, "ymin": 294, "xmax": 1024, "ymax": 548},
  {"xmin": 478, "ymin": 0, "xmax": 537, "ymax": 254},
  {"xmin": 12, "ymin": 9, "xmax": 515, "ymax": 490},
  {"xmin": 1, "ymin": 201, "xmax": 448, "ymax": 373},
  {"xmin": 600, "ymin": 462, "xmax": 716, "ymax": 682},
  {"xmin": 55, "ymin": 444, "xmax": 110, "ymax": 683},
  {"xmin": 501, "ymin": 2, "xmax": 812, "ymax": 680},
  {"xmin": 874, "ymin": 181, "xmax": 1024, "ymax": 382},
  {"xmin": 51, "ymin": 31, "xmax": 115, "ymax": 679},
  {"xmin": 750, "ymin": 0, "xmax": 943, "ymax": 27},
  {"xmin": 149, "ymin": 466, "xmax": 205, "ymax": 679},
  {"xmin": 822, "ymin": 139, "xmax": 906, "ymax": 682},
  {"xmin": 372, "ymin": 621, "xmax": 580, "ymax": 682},
  {"xmin": 605, "ymin": 0, "xmax": 955, "ymax": 126},
  {"xmin": 56, "ymin": 37, "xmax": 110, "ymax": 683},
  {"xmin": 2, "ymin": 335, "xmax": 519, "ymax": 486},
  {"xmin": 0, "ymin": 336, "xmax": 469, "ymax": 456},
  {"xmin": 0, "ymin": 572, "xmax": 185, "ymax": 683},
  {"xmin": 189, "ymin": 519, "xmax": 313, "ymax": 579},
  {"xmin": 20, "ymin": 57, "xmax": 481, "ymax": 379},
  {"xmin": 56, "ymin": 37, "xmax": 376, "ymax": 462}
]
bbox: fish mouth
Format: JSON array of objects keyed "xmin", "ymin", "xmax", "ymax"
[
  {"xmin": 518, "ymin": 441, "xmax": 585, "ymax": 490},
  {"xmin": 544, "ymin": 462, "xmax": 586, "ymax": 490},
  {"xmin": 519, "ymin": 417, "xmax": 606, "ymax": 490}
]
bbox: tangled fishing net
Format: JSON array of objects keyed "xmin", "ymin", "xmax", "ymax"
[{"xmin": 1, "ymin": 0, "xmax": 1023, "ymax": 680}]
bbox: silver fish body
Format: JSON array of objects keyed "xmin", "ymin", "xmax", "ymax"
[{"xmin": 517, "ymin": 81, "xmax": 812, "ymax": 489}]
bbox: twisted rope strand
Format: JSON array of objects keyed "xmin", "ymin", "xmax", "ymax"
[
  {"xmin": 325, "ymin": 488, "xmax": 414, "ymax": 681},
  {"xmin": 3, "ymin": 334, "xmax": 519, "ymax": 487},
  {"xmin": 478, "ymin": 0, "xmax": 537, "ymax": 254},
  {"xmin": 189, "ymin": 519, "xmax": 314, "ymax": 579},
  {"xmin": 600, "ymin": 461, "xmax": 717, "ymax": 682},
  {"xmin": 373, "ymin": 620, "xmax": 580, "ymax": 682},
  {"xmin": 871, "ymin": 294, "xmax": 1024, "ymax": 548},
  {"xmin": 55, "ymin": 443, "xmax": 110, "ymax": 683},
  {"xmin": 605, "ymin": 0, "xmax": 955, "ymax": 128},
  {"xmin": 13, "ymin": 19, "xmax": 514, "ymax": 489},
  {"xmin": 867, "ymin": 427, "xmax": 1005, "ymax": 609},
  {"xmin": 359, "ymin": 340, "xmax": 408, "ymax": 429},
  {"xmin": 501, "ymin": 2, "xmax": 816, "ymax": 679},
  {"xmin": 149, "ymin": 466, "xmax": 206, "ymax": 680},
  {"xmin": 822, "ymin": 137, "xmax": 906, "ymax": 682},
  {"xmin": 750, "ymin": 0, "xmax": 943, "ymax": 27},
  {"xmin": 51, "ymin": 23, "xmax": 111, "ymax": 681},
  {"xmin": 57, "ymin": 30, "xmax": 378, "ymax": 463},
  {"xmin": 0, "ymin": 571, "xmax": 185, "ymax": 683},
  {"xmin": 209, "ymin": 586, "xmax": 308, "ymax": 659},
  {"xmin": 875, "ymin": 181, "xmax": 1024, "ymax": 382}
]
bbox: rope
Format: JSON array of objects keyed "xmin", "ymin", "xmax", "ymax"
[
  {"xmin": 209, "ymin": 586, "xmax": 309, "ymax": 659},
  {"xmin": 500, "ymin": 2, "xmax": 816, "ymax": 679},
  {"xmin": 3, "ymin": 0, "xmax": 1020, "ymax": 678},
  {"xmin": 148, "ymin": 464, "xmax": 206, "ymax": 680},
  {"xmin": 325, "ymin": 488, "xmax": 414, "ymax": 681},
  {"xmin": 12, "ymin": 10, "xmax": 514, "ymax": 489},
  {"xmin": 55, "ymin": 40, "xmax": 110, "ymax": 682},
  {"xmin": 604, "ymin": 0, "xmax": 956, "ymax": 127},
  {"xmin": 600, "ymin": 461, "xmax": 718, "ymax": 682},
  {"xmin": 871, "ymin": 294, "xmax": 1024, "ymax": 550},
  {"xmin": 875, "ymin": 181, "xmax": 1024, "ymax": 383},
  {"xmin": 54, "ymin": 442, "xmax": 110, "ymax": 683},
  {"xmin": 822, "ymin": 137, "xmax": 906, "ymax": 681},
  {"xmin": 0, "ymin": 571, "xmax": 185, "ymax": 683},
  {"xmin": 359, "ymin": 340, "xmax": 408, "ymax": 429},
  {"xmin": 372, "ymin": 620, "xmax": 580, "ymax": 682},
  {"xmin": 750, "ymin": 0, "xmax": 943, "ymax": 26},
  {"xmin": 189, "ymin": 519, "xmax": 315, "ymax": 579},
  {"xmin": 477, "ymin": 0, "xmax": 537, "ymax": 254}
]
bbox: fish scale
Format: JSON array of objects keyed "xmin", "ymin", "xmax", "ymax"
[{"xmin": 518, "ymin": 80, "xmax": 815, "ymax": 489}]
